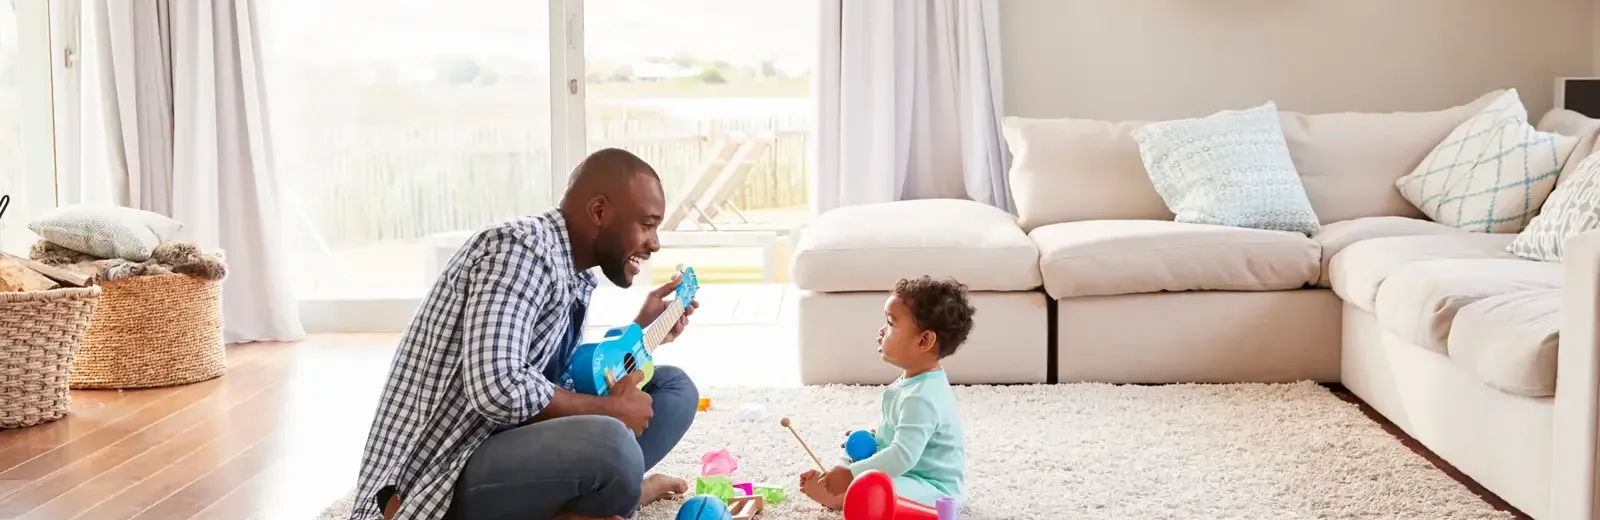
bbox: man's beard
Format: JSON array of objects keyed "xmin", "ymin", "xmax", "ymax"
[{"xmin": 594, "ymin": 226, "xmax": 632, "ymax": 288}]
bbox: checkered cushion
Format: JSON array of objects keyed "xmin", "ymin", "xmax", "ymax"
[
  {"xmin": 1507, "ymin": 150, "xmax": 1600, "ymax": 262},
  {"xmin": 1395, "ymin": 89, "xmax": 1578, "ymax": 233}
]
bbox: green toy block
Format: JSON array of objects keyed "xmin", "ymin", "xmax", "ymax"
[
  {"xmin": 752, "ymin": 484, "xmax": 785, "ymax": 504},
  {"xmin": 695, "ymin": 475, "xmax": 735, "ymax": 501}
]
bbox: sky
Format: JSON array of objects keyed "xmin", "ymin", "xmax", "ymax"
[{"xmin": 261, "ymin": 0, "xmax": 817, "ymax": 66}]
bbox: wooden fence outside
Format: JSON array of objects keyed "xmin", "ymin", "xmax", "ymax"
[{"xmin": 295, "ymin": 110, "xmax": 811, "ymax": 246}]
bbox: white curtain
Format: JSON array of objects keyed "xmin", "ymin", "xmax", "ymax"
[
  {"xmin": 811, "ymin": 0, "xmax": 1013, "ymax": 215},
  {"xmin": 78, "ymin": 0, "xmax": 305, "ymax": 343}
]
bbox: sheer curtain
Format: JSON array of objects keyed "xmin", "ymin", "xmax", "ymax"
[
  {"xmin": 811, "ymin": 0, "xmax": 1013, "ymax": 215},
  {"xmin": 76, "ymin": 0, "xmax": 305, "ymax": 343}
]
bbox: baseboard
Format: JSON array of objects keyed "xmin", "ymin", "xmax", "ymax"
[{"xmin": 298, "ymin": 296, "xmax": 421, "ymax": 333}]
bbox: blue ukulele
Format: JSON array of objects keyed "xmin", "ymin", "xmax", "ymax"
[{"xmin": 561, "ymin": 265, "xmax": 699, "ymax": 396}]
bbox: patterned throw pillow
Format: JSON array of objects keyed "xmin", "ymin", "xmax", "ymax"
[
  {"xmin": 1132, "ymin": 101, "xmax": 1320, "ymax": 235},
  {"xmin": 1507, "ymin": 150, "xmax": 1600, "ymax": 262},
  {"xmin": 28, "ymin": 204, "xmax": 184, "ymax": 261},
  {"xmin": 1394, "ymin": 89, "xmax": 1578, "ymax": 233}
]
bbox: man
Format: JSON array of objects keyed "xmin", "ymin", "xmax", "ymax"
[{"xmin": 350, "ymin": 148, "xmax": 701, "ymax": 520}]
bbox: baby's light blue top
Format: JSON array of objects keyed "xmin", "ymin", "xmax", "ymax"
[{"xmin": 846, "ymin": 369, "xmax": 966, "ymax": 501}]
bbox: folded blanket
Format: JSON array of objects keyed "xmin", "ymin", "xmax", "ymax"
[{"xmin": 31, "ymin": 239, "xmax": 228, "ymax": 284}]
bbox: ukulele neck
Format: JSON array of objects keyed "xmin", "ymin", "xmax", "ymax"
[{"xmin": 641, "ymin": 298, "xmax": 688, "ymax": 353}]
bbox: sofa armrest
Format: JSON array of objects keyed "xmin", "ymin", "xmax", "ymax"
[{"xmin": 1552, "ymin": 229, "xmax": 1600, "ymax": 518}]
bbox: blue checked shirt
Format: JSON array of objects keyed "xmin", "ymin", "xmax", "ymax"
[{"xmin": 348, "ymin": 208, "xmax": 598, "ymax": 520}]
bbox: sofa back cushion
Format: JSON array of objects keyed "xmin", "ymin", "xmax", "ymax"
[{"xmin": 1002, "ymin": 90, "xmax": 1503, "ymax": 232}]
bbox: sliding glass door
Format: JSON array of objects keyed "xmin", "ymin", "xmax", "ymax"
[
  {"xmin": 257, "ymin": 0, "xmax": 579, "ymax": 300},
  {"xmin": 1, "ymin": 0, "xmax": 62, "ymax": 256},
  {"xmin": 582, "ymin": 0, "xmax": 816, "ymax": 286}
]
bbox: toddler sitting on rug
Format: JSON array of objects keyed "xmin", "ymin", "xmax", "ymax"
[{"xmin": 799, "ymin": 276, "xmax": 974, "ymax": 510}]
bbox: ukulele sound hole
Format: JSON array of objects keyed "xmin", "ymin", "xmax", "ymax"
[{"xmin": 622, "ymin": 353, "xmax": 637, "ymax": 373}]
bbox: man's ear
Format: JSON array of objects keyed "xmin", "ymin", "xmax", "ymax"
[{"xmin": 585, "ymin": 194, "xmax": 610, "ymax": 225}]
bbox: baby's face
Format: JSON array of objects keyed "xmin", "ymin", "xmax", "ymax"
[{"xmin": 876, "ymin": 295, "xmax": 922, "ymax": 367}]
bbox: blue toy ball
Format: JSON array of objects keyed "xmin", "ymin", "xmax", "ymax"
[
  {"xmin": 676, "ymin": 495, "xmax": 732, "ymax": 520},
  {"xmin": 846, "ymin": 429, "xmax": 878, "ymax": 461}
]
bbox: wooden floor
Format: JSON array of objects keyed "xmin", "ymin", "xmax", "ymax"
[{"xmin": 0, "ymin": 284, "xmax": 1527, "ymax": 519}]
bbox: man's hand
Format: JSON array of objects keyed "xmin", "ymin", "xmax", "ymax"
[
  {"xmin": 634, "ymin": 272, "xmax": 699, "ymax": 344},
  {"xmin": 605, "ymin": 371, "xmax": 653, "ymax": 436}
]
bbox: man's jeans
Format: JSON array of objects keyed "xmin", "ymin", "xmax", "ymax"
[{"xmin": 442, "ymin": 365, "xmax": 699, "ymax": 520}]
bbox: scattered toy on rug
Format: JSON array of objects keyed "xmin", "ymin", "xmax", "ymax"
[
  {"xmin": 30, "ymin": 239, "xmax": 227, "ymax": 284},
  {"xmin": 733, "ymin": 403, "xmax": 767, "ymax": 422},
  {"xmin": 841, "ymin": 470, "xmax": 943, "ymax": 520},
  {"xmin": 778, "ymin": 416, "xmax": 826, "ymax": 471},
  {"xmin": 700, "ymin": 448, "xmax": 739, "ymax": 476},
  {"xmin": 675, "ymin": 495, "xmax": 732, "ymax": 520},
  {"xmin": 844, "ymin": 429, "xmax": 878, "ymax": 462},
  {"xmin": 687, "ymin": 447, "xmax": 783, "ymax": 519},
  {"xmin": 698, "ymin": 397, "xmax": 713, "ymax": 411}
]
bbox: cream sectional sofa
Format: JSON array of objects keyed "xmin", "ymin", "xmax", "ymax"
[{"xmin": 790, "ymin": 89, "xmax": 1600, "ymax": 519}]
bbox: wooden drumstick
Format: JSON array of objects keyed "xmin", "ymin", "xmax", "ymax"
[{"xmin": 779, "ymin": 416, "xmax": 826, "ymax": 471}]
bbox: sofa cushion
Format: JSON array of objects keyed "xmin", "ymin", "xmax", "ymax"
[
  {"xmin": 1372, "ymin": 259, "xmax": 1562, "ymax": 353},
  {"xmin": 1311, "ymin": 217, "xmax": 1466, "ymax": 287},
  {"xmin": 1393, "ymin": 89, "xmax": 1578, "ymax": 233},
  {"xmin": 1447, "ymin": 289, "xmax": 1560, "ymax": 398},
  {"xmin": 1536, "ymin": 107, "xmax": 1600, "ymax": 181},
  {"xmin": 1507, "ymin": 150, "xmax": 1600, "ymax": 262},
  {"xmin": 1278, "ymin": 89, "xmax": 1502, "ymax": 225},
  {"xmin": 1001, "ymin": 117, "xmax": 1175, "ymax": 231},
  {"xmin": 1328, "ymin": 233, "xmax": 1518, "ymax": 313},
  {"xmin": 1132, "ymin": 102, "xmax": 1321, "ymax": 235},
  {"xmin": 1030, "ymin": 220, "xmax": 1319, "ymax": 299},
  {"xmin": 1001, "ymin": 90, "xmax": 1500, "ymax": 233},
  {"xmin": 791, "ymin": 199, "xmax": 1041, "ymax": 292}
]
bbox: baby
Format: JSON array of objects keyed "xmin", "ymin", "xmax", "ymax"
[{"xmin": 799, "ymin": 275, "xmax": 974, "ymax": 510}]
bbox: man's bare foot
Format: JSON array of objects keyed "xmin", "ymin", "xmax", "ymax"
[
  {"xmin": 639, "ymin": 473, "xmax": 689, "ymax": 508},
  {"xmin": 799, "ymin": 471, "xmax": 845, "ymax": 510}
]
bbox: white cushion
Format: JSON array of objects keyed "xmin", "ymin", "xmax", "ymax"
[
  {"xmin": 1311, "ymin": 217, "xmax": 1467, "ymax": 287},
  {"xmin": 28, "ymin": 204, "xmax": 184, "ymax": 262},
  {"xmin": 1448, "ymin": 289, "xmax": 1560, "ymax": 398},
  {"xmin": 1507, "ymin": 150, "xmax": 1600, "ymax": 262},
  {"xmin": 1328, "ymin": 233, "xmax": 1519, "ymax": 313},
  {"xmin": 790, "ymin": 199, "xmax": 1041, "ymax": 292},
  {"xmin": 1001, "ymin": 117, "xmax": 1175, "ymax": 232},
  {"xmin": 1372, "ymin": 258, "xmax": 1562, "ymax": 353},
  {"xmin": 1030, "ymin": 220, "xmax": 1319, "ymax": 299},
  {"xmin": 1394, "ymin": 89, "xmax": 1578, "ymax": 233},
  {"xmin": 1131, "ymin": 102, "xmax": 1321, "ymax": 235}
]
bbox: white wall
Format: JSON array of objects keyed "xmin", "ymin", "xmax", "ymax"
[{"xmin": 999, "ymin": 0, "xmax": 1596, "ymax": 121}]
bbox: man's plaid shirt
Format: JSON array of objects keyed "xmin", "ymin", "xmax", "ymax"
[{"xmin": 348, "ymin": 209, "xmax": 598, "ymax": 520}]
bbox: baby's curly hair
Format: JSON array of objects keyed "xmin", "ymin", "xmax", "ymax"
[{"xmin": 892, "ymin": 276, "xmax": 977, "ymax": 358}]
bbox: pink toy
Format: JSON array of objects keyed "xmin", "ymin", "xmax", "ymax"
[
  {"xmin": 700, "ymin": 448, "xmax": 739, "ymax": 476},
  {"xmin": 734, "ymin": 482, "xmax": 754, "ymax": 496}
]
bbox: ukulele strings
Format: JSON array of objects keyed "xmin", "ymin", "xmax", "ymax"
[{"xmin": 642, "ymin": 297, "xmax": 687, "ymax": 352}]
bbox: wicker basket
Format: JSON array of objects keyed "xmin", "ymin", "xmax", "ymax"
[
  {"xmin": 0, "ymin": 286, "xmax": 102, "ymax": 429},
  {"xmin": 71, "ymin": 273, "xmax": 226, "ymax": 389}
]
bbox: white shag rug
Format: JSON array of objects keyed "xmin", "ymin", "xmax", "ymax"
[{"xmin": 316, "ymin": 381, "xmax": 1515, "ymax": 520}]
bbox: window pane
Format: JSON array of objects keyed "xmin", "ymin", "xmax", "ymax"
[
  {"xmin": 584, "ymin": 0, "xmax": 816, "ymax": 286},
  {"xmin": 259, "ymin": 0, "xmax": 557, "ymax": 298}
]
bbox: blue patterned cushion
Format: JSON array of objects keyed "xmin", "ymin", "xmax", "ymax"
[
  {"xmin": 1394, "ymin": 89, "xmax": 1577, "ymax": 233},
  {"xmin": 1132, "ymin": 102, "xmax": 1320, "ymax": 235}
]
